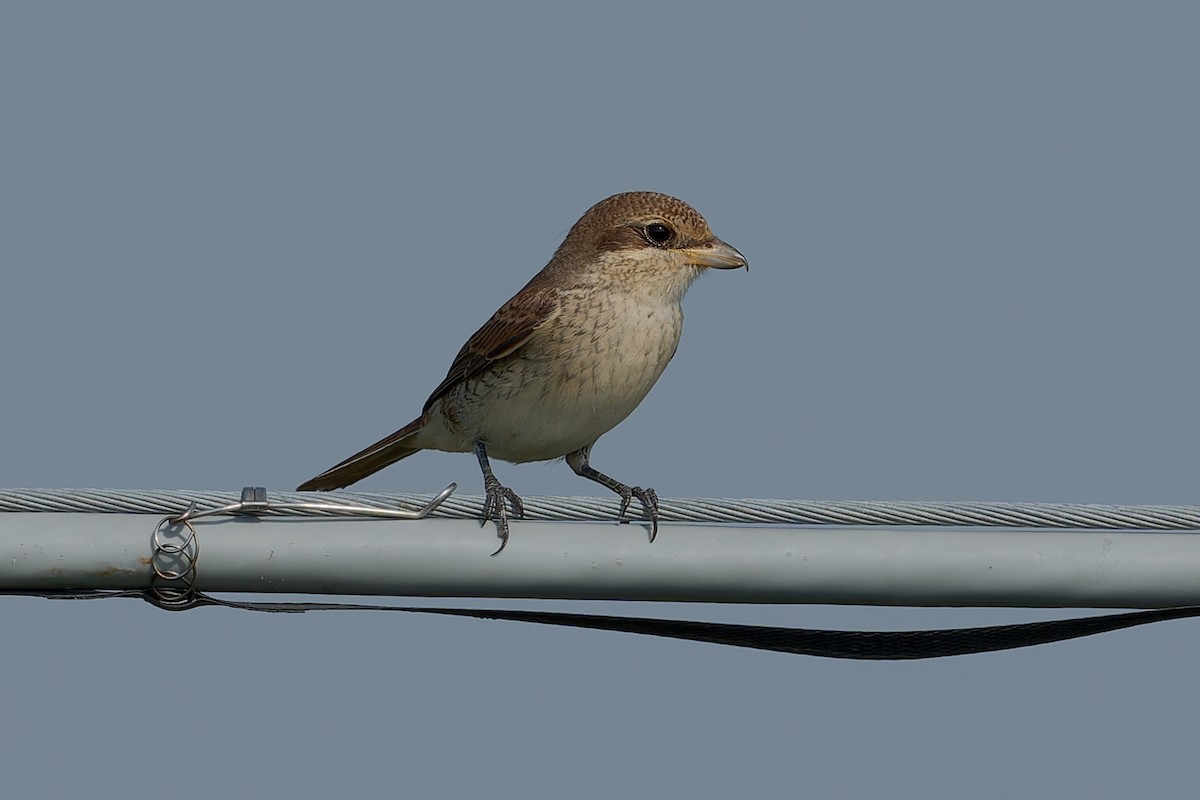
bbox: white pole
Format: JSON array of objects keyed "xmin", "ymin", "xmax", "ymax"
[{"xmin": 2, "ymin": 512, "xmax": 1197, "ymax": 608}]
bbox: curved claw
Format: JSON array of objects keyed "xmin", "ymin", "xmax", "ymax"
[
  {"xmin": 482, "ymin": 476, "xmax": 524, "ymax": 556},
  {"xmin": 617, "ymin": 486, "xmax": 659, "ymax": 543}
]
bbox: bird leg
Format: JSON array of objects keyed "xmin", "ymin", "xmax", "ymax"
[
  {"xmin": 566, "ymin": 447, "xmax": 660, "ymax": 542},
  {"xmin": 474, "ymin": 441, "xmax": 524, "ymax": 555}
]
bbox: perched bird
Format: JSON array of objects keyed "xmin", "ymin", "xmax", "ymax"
[{"xmin": 297, "ymin": 191, "xmax": 746, "ymax": 553}]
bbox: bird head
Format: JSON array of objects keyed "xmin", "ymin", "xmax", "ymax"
[{"xmin": 549, "ymin": 191, "xmax": 747, "ymax": 299}]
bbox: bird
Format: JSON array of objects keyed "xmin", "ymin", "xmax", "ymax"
[{"xmin": 297, "ymin": 191, "xmax": 747, "ymax": 553}]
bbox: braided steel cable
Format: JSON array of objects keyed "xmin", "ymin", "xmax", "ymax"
[{"xmin": 2, "ymin": 488, "xmax": 1199, "ymax": 531}]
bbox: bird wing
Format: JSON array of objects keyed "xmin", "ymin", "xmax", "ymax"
[
  {"xmin": 296, "ymin": 286, "xmax": 561, "ymax": 491},
  {"xmin": 422, "ymin": 287, "xmax": 561, "ymax": 414}
]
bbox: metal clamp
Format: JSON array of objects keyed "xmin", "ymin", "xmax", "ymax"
[{"xmin": 146, "ymin": 484, "xmax": 457, "ymax": 607}]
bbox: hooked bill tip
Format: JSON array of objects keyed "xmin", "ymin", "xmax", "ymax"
[{"xmin": 682, "ymin": 240, "xmax": 747, "ymax": 270}]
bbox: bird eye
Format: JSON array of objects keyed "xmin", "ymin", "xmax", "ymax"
[{"xmin": 644, "ymin": 223, "xmax": 673, "ymax": 245}]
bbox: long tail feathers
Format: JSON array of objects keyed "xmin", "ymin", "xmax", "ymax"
[{"xmin": 296, "ymin": 417, "xmax": 425, "ymax": 491}]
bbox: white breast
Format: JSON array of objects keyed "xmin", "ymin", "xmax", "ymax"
[{"xmin": 438, "ymin": 291, "xmax": 685, "ymax": 462}]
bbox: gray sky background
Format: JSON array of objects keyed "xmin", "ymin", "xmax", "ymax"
[{"xmin": 3, "ymin": 3, "xmax": 1199, "ymax": 797}]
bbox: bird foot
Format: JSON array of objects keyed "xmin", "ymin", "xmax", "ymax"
[
  {"xmin": 482, "ymin": 475, "xmax": 524, "ymax": 556},
  {"xmin": 618, "ymin": 486, "xmax": 660, "ymax": 543}
]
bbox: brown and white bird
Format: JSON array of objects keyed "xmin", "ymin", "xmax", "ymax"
[{"xmin": 297, "ymin": 191, "xmax": 746, "ymax": 553}]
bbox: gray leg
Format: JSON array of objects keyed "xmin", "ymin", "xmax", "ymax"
[
  {"xmin": 475, "ymin": 441, "xmax": 524, "ymax": 555},
  {"xmin": 566, "ymin": 446, "xmax": 659, "ymax": 542}
]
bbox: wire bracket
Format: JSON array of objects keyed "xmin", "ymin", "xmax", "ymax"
[{"xmin": 145, "ymin": 484, "xmax": 457, "ymax": 607}]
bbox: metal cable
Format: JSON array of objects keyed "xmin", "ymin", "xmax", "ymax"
[
  {"xmin": 2, "ymin": 488, "xmax": 1199, "ymax": 531},
  {"xmin": 17, "ymin": 590, "xmax": 1200, "ymax": 660}
]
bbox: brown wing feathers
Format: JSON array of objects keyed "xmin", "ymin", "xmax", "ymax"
[
  {"xmin": 297, "ymin": 289, "xmax": 558, "ymax": 491},
  {"xmin": 421, "ymin": 287, "xmax": 558, "ymax": 413}
]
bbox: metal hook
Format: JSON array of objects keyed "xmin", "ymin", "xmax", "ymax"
[
  {"xmin": 160, "ymin": 483, "xmax": 458, "ymax": 524},
  {"xmin": 267, "ymin": 483, "xmax": 459, "ymax": 519}
]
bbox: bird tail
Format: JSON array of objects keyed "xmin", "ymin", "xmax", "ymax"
[{"xmin": 296, "ymin": 417, "xmax": 426, "ymax": 491}]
